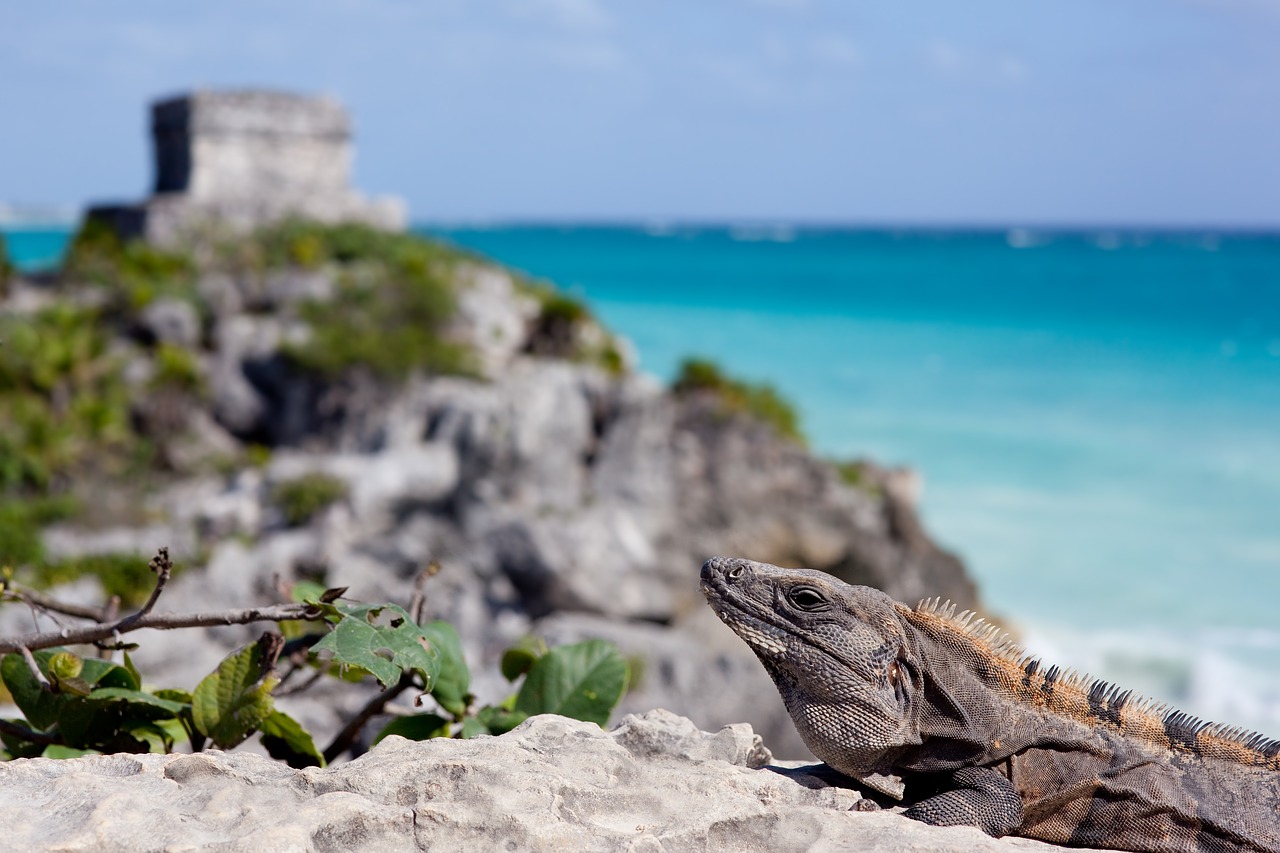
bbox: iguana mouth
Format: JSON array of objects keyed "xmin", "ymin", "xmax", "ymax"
[
  {"xmin": 712, "ymin": 607, "xmax": 790, "ymax": 657},
  {"xmin": 701, "ymin": 573, "xmax": 813, "ymax": 660}
]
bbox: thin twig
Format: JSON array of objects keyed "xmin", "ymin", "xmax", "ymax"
[
  {"xmin": 0, "ymin": 718, "xmax": 59, "ymax": 747},
  {"xmin": 2, "ymin": 586, "xmax": 112, "ymax": 623},
  {"xmin": 322, "ymin": 672, "xmax": 414, "ymax": 763},
  {"xmin": 114, "ymin": 547, "xmax": 173, "ymax": 634},
  {"xmin": 276, "ymin": 666, "xmax": 326, "ymax": 697},
  {"xmin": 408, "ymin": 560, "xmax": 441, "ymax": 626},
  {"xmin": 18, "ymin": 646, "xmax": 50, "ymax": 688},
  {"xmin": 0, "ymin": 546, "xmax": 325, "ymax": 654},
  {"xmin": 0, "ymin": 603, "xmax": 322, "ymax": 654},
  {"xmin": 95, "ymin": 597, "xmax": 121, "ymax": 659}
]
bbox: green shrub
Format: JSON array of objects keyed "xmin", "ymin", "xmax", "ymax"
[
  {"xmin": 0, "ymin": 497, "xmax": 77, "ymax": 568},
  {"xmin": 283, "ymin": 249, "xmax": 472, "ymax": 380},
  {"xmin": 0, "ymin": 234, "xmax": 13, "ymax": 297},
  {"xmin": 149, "ymin": 343, "xmax": 205, "ymax": 396},
  {"xmin": 835, "ymin": 459, "xmax": 883, "ymax": 497},
  {"xmin": 62, "ymin": 219, "xmax": 196, "ymax": 312},
  {"xmin": 252, "ymin": 220, "xmax": 442, "ymax": 270},
  {"xmin": 0, "ymin": 304, "xmax": 138, "ymax": 495},
  {"xmin": 518, "ymin": 281, "xmax": 626, "ymax": 374},
  {"xmin": 672, "ymin": 358, "xmax": 805, "ymax": 444},
  {"xmin": 272, "ymin": 473, "xmax": 350, "ymax": 526},
  {"xmin": 0, "ymin": 592, "xmax": 631, "ymax": 764}
]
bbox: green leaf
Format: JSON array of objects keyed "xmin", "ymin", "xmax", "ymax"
[
  {"xmin": 458, "ymin": 716, "xmax": 490, "ymax": 739},
  {"xmin": 55, "ymin": 698, "xmax": 152, "ymax": 752},
  {"xmin": 259, "ymin": 710, "xmax": 324, "ymax": 768},
  {"xmin": 122, "ymin": 652, "xmax": 143, "ymax": 688},
  {"xmin": 515, "ymin": 639, "xmax": 629, "ymax": 726},
  {"xmin": 155, "ymin": 716, "xmax": 190, "ymax": 748},
  {"xmin": 500, "ymin": 636, "xmax": 546, "ymax": 682},
  {"xmin": 191, "ymin": 638, "xmax": 279, "ymax": 749},
  {"xmin": 88, "ymin": 687, "xmax": 187, "ymax": 716},
  {"xmin": 153, "ymin": 688, "xmax": 193, "ymax": 704},
  {"xmin": 291, "ymin": 579, "xmax": 328, "ymax": 604},
  {"xmin": 125, "ymin": 721, "xmax": 173, "ymax": 754},
  {"xmin": 76, "ymin": 655, "xmax": 138, "ymax": 691},
  {"xmin": 311, "ymin": 603, "xmax": 441, "ymax": 690},
  {"xmin": 373, "ymin": 713, "xmax": 451, "ymax": 745},
  {"xmin": 54, "ymin": 676, "xmax": 94, "ymax": 697},
  {"xmin": 0, "ymin": 650, "xmax": 139, "ymax": 730},
  {"xmin": 475, "ymin": 704, "xmax": 529, "ymax": 736},
  {"xmin": 421, "ymin": 621, "xmax": 469, "ymax": 717},
  {"xmin": 42, "ymin": 744, "xmax": 101, "ymax": 759},
  {"xmin": 1, "ymin": 653, "xmax": 62, "ymax": 730}
]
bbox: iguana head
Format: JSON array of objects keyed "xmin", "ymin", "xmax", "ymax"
[{"xmin": 700, "ymin": 556, "xmax": 922, "ymax": 777}]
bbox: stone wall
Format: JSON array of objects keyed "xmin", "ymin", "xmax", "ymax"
[{"xmin": 90, "ymin": 89, "xmax": 405, "ymax": 245}]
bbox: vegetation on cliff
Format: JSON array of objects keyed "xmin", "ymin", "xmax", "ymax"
[
  {"xmin": 0, "ymin": 302, "xmax": 139, "ymax": 567},
  {"xmin": 0, "ymin": 234, "xmax": 13, "ymax": 298},
  {"xmin": 519, "ymin": 281, "xmax": 627, "ymax": 375},
  {"xmin": 672, "ymin": 357, "xmax": 805, "ymax": 444}
]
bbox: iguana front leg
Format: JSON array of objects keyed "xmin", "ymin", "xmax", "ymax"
[{"xmin": 903, "ymin": 766, "xmax": 1023, "ymax": 837}]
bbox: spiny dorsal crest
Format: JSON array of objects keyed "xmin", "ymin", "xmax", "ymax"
[{"xmin": 909, "ymin": 597, "xmax": 1280, "ymax": 771}]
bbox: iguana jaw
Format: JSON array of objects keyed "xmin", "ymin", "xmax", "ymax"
[{"xmin": 700, "ymin": 573, "xmax": 791, "ymax": 658}]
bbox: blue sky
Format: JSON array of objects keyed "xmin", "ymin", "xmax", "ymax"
[{"xmin": 2, "ymin": 0, "xmax": 1278, "ymax": 226}]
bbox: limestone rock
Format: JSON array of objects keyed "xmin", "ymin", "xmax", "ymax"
[
  {"xmin": 0, "ymin": 711, "xmax": 1085, "ymax": 852},
  {"xmin": 448, "ymin": 264, "xmax": 541, "ymax": 377},
  {"xmin": 137, "ymin": 296, "xmax": 201, "ymax": 347}
]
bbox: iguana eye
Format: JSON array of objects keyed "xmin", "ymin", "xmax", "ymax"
[{"xmin": 787, "ymin": 587, "xmax": 828, "ymax": 611}]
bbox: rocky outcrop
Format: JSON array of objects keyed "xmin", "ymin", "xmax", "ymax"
[
  {"xmin": 5, "ymin": 89, "xmax": 976, "ymax": 763},
  {"xmin": 11, "ymin": 253, "xmax": 975, "ymax": 760},
  {"xmin": 0, "ymin": 710, "xmax": 1084, "ymax": 852}
]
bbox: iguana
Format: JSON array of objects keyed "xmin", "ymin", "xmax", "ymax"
[{"xmin": 700, "ymin": 556, "xmax": 1280, "ymax": 852}]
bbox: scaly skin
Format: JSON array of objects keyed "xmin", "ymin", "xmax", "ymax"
[{"xmin": 700, "ymin": 556, "xmax": 1280, "ymax": 852}]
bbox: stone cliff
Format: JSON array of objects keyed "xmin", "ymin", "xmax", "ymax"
[
  {"xmin": 1, "ymin": 91, "xmax": 976, "ymax": 769},
  {"xmin": 2, "ymin": 224, "xmax": 974, "ymax": 761}
]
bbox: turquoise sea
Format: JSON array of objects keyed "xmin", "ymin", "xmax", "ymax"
[{"xmin": 7, "ymin": 223, "xmax": 1280, "ymax": 735}]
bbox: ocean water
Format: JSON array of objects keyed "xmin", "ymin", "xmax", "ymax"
[
  {"xmin": 421, "ymin": 224, "xmax": 1280, "ymax": 736},
  {"xmin": 1, "ymin": 227, "xmax": 70, "ymax": 272},
  {"xmin": 7, "ymin": 223, "xmax": 1280, "ymax": 735}
]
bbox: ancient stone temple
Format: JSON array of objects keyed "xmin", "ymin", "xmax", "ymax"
[{"xmin": 90, "ymin": 90, "xmax": 405, "ymax": 245}]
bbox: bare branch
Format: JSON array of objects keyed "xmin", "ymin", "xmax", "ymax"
[
  {"xmin": 114, "ymin": 547, "xmax": 172, "ymax": 633},
  {"xmin": 322, "ymin": 673, "xmax": 414, "ymax": 763},
  {"xmin": 0, "ymin": 603, "xmax": 322, "ymax": 655},
  {"xmin": 0, "ymin": 547, "xmax": 325, "ymax": 654}
]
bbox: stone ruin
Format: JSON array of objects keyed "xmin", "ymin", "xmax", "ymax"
[{"xmin": 89, "ymin": 90, "xmax": 405, "ymax": 245}]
